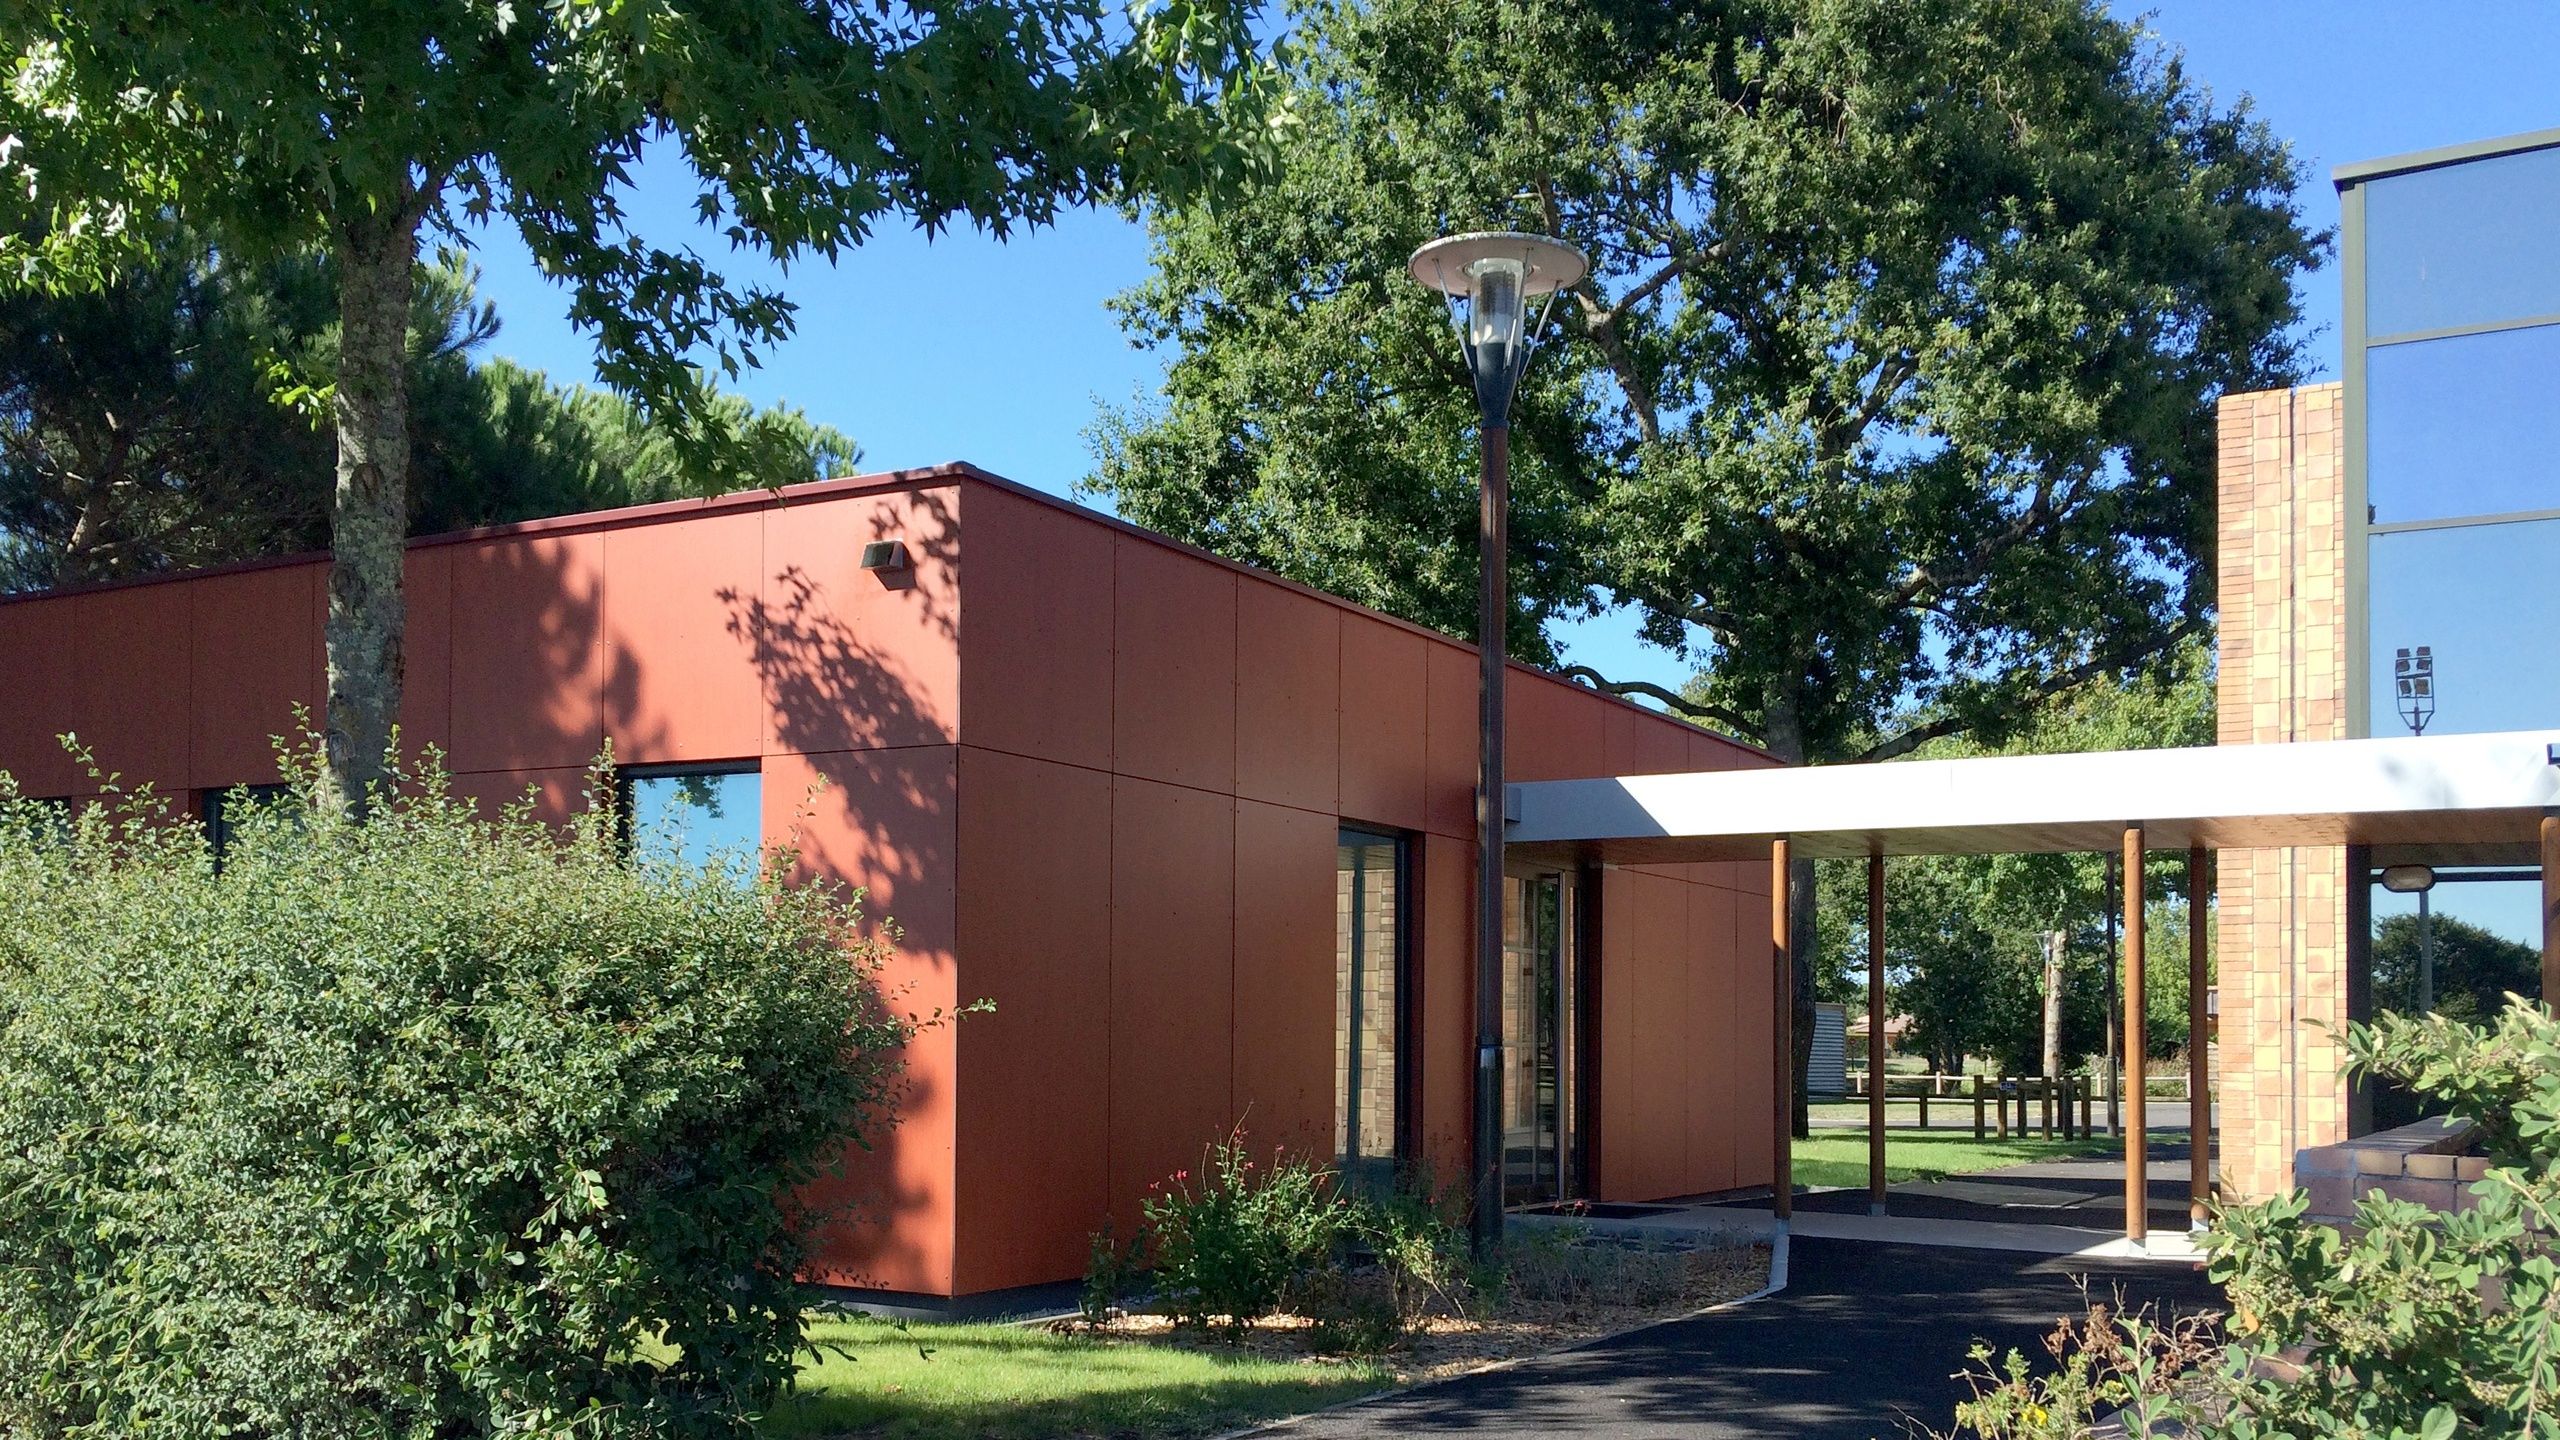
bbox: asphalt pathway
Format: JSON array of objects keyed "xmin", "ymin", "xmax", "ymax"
[{"xmin": 1254, "ymin": 1238, "xmax": 2224, "ymax": 1440}]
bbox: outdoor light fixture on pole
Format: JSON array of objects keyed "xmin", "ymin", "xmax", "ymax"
[
  {"xmin": 1410, "ymin": 230, "xmax": 1587, "ymax": 1255},
  {"xmin": 2395, "ymin": 646, "xmax": 2436, "ymax": 737},
  {"xmin": 2392, "ymin": 646, "xmax": 2439, "ymax": 1011},
  {"xmin": 2381, "ymin": 863, "xmax": 2440, "ymax": 1014}
]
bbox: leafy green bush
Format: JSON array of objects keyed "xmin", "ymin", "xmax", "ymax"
[
  {"xmin": 0, "ymin": 749, "xmax": 914, "ymax": 1439},
  {"xmin": 1943, "ymin": 994, "xmax": 2560, "ymax": 1439},
  {"xmin": 1140, "ymin": 1132, "xmax": 1344, "ymax": 1342},
  {"xmin": 1347, "ymin": 1173, "xmax": 1475, "ymax": 1327}
]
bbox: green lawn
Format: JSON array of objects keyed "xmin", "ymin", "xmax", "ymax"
[
  {"xmin": 765, "ymin": 1317, "xmax": 1390, "ymax": 1440},
  {"xmin": 1792, "ymin": 1129, "xmax": 2118, "ymax": 1190}
]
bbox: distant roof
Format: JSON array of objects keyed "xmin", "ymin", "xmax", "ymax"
[{"xmin": 1508, "ymin": 730, "xmax": 2560, "ymax": 867}]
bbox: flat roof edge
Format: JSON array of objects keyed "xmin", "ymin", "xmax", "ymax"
[{"xmin": 2334, "ymin": 126, "xmax": 2560, "ymax": 187}]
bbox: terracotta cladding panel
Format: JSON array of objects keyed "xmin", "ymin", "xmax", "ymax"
[
  {"xmin": 772, "ymin": 746, "xmax": 959, "ymax": 1295},
  {"xmin": 1689, "ymin": 882, "xmax": 1741, "ymax": 1194},
  {"xmin": 1414, "ymin": 831, "xmax": 1475, "ymax": 1175},
  {"xmin": 1339, "ymin": 616, "xmax": 1429, "ymax": 831},
  {"xmin": 1731, "ymin": 865, "xmax": 1776, "ymax": 1190},
  {"xmin": 400, "ymin": 548, "xmax": 455, "ymax": 758},
  {"xmin": 448, "ymin": 767, "xmax": 588, "ymax": 830},
  {"xmin": 1235, "ymin": 583, "xmax": 1340, "ymax": 813},
  {"xmin": 1595, "ymin": 869, "xmax": 1641, "ymax": 1199},
  {"xmin": 1505, "ymin": 672, "xmax": 1604, "ymax": 782},
  {"xmin": 0, "ymin": 595, "xmax": 82, "ymax": 796},
  {"xmin": 447, "ymin": 532, "xmax": 604, "ymax": 774},
  {"xmin": 1627, "ymin": 712, "xmax": 1694, "ymax": 777},
  {"xmin": 189, "ymin": 563, "xmax": 321, "ymax": 788},
  {"xmin": 1422, "ymin": 642, "xmax": 1477, "ymax": 837},
  {"xmin": 75, "ymin": 583, "xmax": 191, "ymax": 793},
  {"xmin": 1112, "ymin": 540, "xmax": 1237, "ymax": 792},
  {"xmin": 602, "ymin": 510, "xmax": 763, "ymax": 764},
  {"xmin": 1107, "ymin": 776, "xmax": 1236, "ymax": 1233},
  {"xmin": 1627, "ymin": 874, "xmax": 1689, "ymax": 1200},
  {"xmin": 761, "ymin": 488, "xmax": 961, "ymax": 758},
  {"xmin": 1600, "ymin": 705, "xmax": 1641, "ymax": 776},
  {"xmin": 1231, "ymin": 799, "xmax": 1338, "ymax": 1157},
  {"xmin": 954, "ymin": 487, "xmax": 1112, "ymax": 769},
  {"xmin": 952, "ymin": 747, "xmax": 1112, "ymax": 1295}
]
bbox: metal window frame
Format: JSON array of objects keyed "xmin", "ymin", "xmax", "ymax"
[
  {"xmin": 2337, "ymin": 126, "xmax": 2560, "ymax": 739},
  {"xmin": 1335, "ymin": 823, "xmax": 1414, "ymax": 1176}
]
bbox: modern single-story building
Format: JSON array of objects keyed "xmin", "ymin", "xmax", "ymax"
[{"xmin": 0, "ymin": 465, "xmax": 1778, "ymax": 1302}]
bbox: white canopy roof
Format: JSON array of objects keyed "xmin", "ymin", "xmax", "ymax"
[{"xmin": 1506, "ymin": 729, "xmax": 2560, "ymax": 866}]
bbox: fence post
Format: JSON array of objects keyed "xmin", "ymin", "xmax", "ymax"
[
  {"xmin": 1918, "ymin": 1085, "xmax": 1930, "ymax": 1131},
  {"xmin": 1973, "ymin": 1076, "xmax": 1986, "ymax": 1139}
]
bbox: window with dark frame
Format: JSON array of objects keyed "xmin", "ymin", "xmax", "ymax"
[
  {"xmin": 202, "ymin": 783, "xmax": 293, "ymax": 871},
  {"xmin": 1335, "ymin": 826, "xmax": 1409, "ymax": 1193}
]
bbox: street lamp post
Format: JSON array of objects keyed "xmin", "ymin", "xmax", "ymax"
[
  {"xmin": 1409, "ymin": 231, "xmax": 1587, "ymax": 1255},
  {"xmin": 2393, "ymin": 646, "xmax": 2439, "ymax": 1011}
]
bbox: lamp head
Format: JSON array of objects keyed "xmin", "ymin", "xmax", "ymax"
[{"xmin": 1409, "ymin": 232, "xmax": 1588, "ymax": 425}]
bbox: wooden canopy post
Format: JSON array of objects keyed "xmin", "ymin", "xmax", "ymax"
[
  {"xmin": 1773, "ymin": 838, "xmax": 1794, "ymax": 1221},
  {"xmin": 2188, "ymin": 843, "xmax": 2211, "ymax": 1229},
  {"xmin": 2543, "ymin": 816, "xmax": 2560, "ymax": 1011},
  {"xmin": 1868, "ymin": 852, "xmax": 1888, "ymax": 1216},
  {"xmin": 2123, "ymin": 825, "xmax": 2148, "ymax": 1246}
]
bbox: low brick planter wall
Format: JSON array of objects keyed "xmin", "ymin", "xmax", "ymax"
[{"xmin": 2295, "ymin": 1116, "xmax": 2487, "ymax": 1223}]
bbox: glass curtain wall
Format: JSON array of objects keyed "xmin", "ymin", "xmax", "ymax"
[
  {"xmin": 2345, "ymin": 134, "xmax": 2560, "ymax": 1076},
  {"xmin": 1335, "ymin": 828, "xmax": 1406, "ymax": 1192}
]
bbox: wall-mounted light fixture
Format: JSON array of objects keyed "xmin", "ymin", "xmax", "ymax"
[
  {"xmin": 859, "ymin": 539, "xmax": 910, "ymax": 572},
  {"xmin": 2378, "ymin": 862, "xmax": 2440, "ymax": 1013},
  {"xmin": 2378, "ymin": 863, "xmax": 2436, "ymax": 895}
]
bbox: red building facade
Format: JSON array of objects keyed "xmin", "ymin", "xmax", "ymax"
[{"xmin": 0, "ymin": 464, "xmax": 1776, "ymax": 1300}]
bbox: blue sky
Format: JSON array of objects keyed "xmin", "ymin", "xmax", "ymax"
[{"xmin": 455, "ymin": 1, "xmax": 2560, "ymax": 699}]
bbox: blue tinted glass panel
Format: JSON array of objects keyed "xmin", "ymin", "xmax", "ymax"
[
  {"xmin": 2366, "ymin": 145, "xmax": 2560, "ymax": 337},
  {"xmin": 2368, "ymin": 324, "xmax": 2560, "ymax": 523},
  {"xmin": 626, "ymin": 770, "xmax": 762, "ymax": 875},
  {"xmin": 2368, "ymin": 519, "xmax": 2560, "ymax": 736}
]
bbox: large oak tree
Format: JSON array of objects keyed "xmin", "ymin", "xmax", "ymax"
[
  {"xmin": 4, "ymin": 0, "xmax": 1271, "ymax": 812},
  {"xmin": 1090, "ymin": 0, "xmax": 2320, "ymax": 1129}
]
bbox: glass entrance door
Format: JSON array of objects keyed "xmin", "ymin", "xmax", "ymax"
[{"xmin": 1501, "ymin": 869, "xmax": 1577, "ymax": 1207}]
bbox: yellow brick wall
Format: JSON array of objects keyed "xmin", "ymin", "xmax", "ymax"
[{"xmin": 2213, "ymin": 383, "xmax": 2350, "ymax": 1200}]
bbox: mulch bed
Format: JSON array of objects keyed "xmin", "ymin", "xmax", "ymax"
[{"xmin": 1057, "ymin": 1241, "xmax": 1772, "ymax": 1387}]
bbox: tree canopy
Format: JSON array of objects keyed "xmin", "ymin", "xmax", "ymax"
[
  {"xmin": 3, "ymin": 0, "xmax": 1272, "ymax": 808},
  {"xmin": 1090, "ymin": 0, "xmax": 2318, "ymax": 768},
  {"xmin": 1816, "ymin": 640, "xmax": 2214, "ymax": 1072},
  {"xmin": 0, "ymin": 248, "xmax": 857, "ymax": 593}
]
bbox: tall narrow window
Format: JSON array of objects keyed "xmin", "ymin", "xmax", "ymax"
[
  {"xmin": 1336, "ymin": 827, "xmax": 1406, "ymax": 1190},
  {"xmin": 617, "ymin": 766, "xmax": 763, "ymax": 878}
]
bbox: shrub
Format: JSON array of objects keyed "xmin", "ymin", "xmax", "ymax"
[
  {"xmin": 1140, "ymin": 1132, "xmax": 1343, "ymax": 1342},
  {"xmin": 0, "ymin": 748, "xmax": 914, "ymax": 1439},
  {"xmin": 1347, "ymin": 1172, "xmax": 1476, "ymax": 1326},
  {"xmin": 1942, "ymin": 994, "xmax": 2560, "ymax": 1440}
]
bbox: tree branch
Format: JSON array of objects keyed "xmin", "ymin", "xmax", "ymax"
[
  {"xmin": 1554, "ymin": 664, "xmax": 1762, "ymax": 743},
  {"xmin": 1851, "ymin": 615, "xmax": 2208, "ymax": 763}
]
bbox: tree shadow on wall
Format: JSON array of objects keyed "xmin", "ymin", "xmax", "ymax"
[{"xmin": 722, "ymin": 488, "xmax": 967, "ymax": 1289}]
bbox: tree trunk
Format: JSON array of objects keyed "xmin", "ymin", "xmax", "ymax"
[
  {"xmin": 324, "ymin": 206, "xmax": 421, "ymax": 818},
  {"xmin": 1761, "ymin": 688, "xmax": 1818, "ymax": 1140}
]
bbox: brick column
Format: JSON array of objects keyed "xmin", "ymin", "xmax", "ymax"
[{"xmin": 2213, "ymin": 384, "xmax": 2350, "ymax": 1201}]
